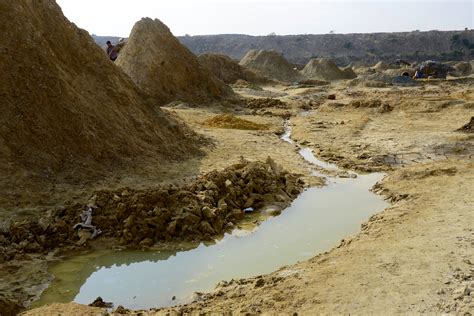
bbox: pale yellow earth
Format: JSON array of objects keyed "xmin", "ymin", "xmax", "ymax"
[{"xmin": 22, "ymin": 79, "xmax": 474, "ymax": 315}]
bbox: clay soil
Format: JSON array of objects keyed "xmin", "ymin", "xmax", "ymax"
[{"xmin": 20, "ymin": 77, "xmax": 474, "ymax": 315}]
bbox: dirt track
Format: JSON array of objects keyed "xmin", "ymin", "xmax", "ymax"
[{"xmin": 21, "ymin": 78, "xmax": 474, "ymax": 315}]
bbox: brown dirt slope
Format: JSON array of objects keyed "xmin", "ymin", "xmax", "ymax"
[
  {"xmin": 116, "ymin": 18, "xmax": 231, "ymax": 104},
  {"xmin": 239, "ymin": 50, "xmax": 301, "ymax": 82},
  {"xmin": 301, "ymin": 58, "xmax": 357, "ymax": 81},
  {"xmin": 198, "ymin": 53, "xmax": 268, "ymax": 84},
  {"xmin": 0, "ymin": 0, "xmax": 199, "ymax": 204}
]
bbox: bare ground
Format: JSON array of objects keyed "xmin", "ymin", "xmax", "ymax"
[{"xmin": 22, "ymin": 78, "xmax": 474, "ymax": 315}]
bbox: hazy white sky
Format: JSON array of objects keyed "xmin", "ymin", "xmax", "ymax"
[{"xmin": 56, "ymin": 0, "xmax": 473, "ymax": 37}]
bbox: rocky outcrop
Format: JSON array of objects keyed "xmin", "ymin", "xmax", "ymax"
[{"xmin": 116, "ymin": 18, "xmax": 231, "ymax": 104}]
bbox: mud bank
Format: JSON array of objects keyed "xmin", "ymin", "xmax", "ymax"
[{"xmin": 0, "ymin": 159, "xmax": 303, "ymax": 314}]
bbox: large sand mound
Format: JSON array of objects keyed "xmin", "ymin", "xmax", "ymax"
[
  {"xmin": 116, "ymin": 18, "xmax": 231, "ymax": 104},
  {"xmin": 239, "ymin": 50, "xmax": 301, "ymax": 82},
  {"xmin": 301, "ymin": 58, "xmax": 357, "ymax": 81},
  {"xmin": 0, "ymin": 0, "xmax": 199, "ymax": 190},
  {"xmin": 198, "ymin": 53, "xmax": 268, "ymax": 84}
]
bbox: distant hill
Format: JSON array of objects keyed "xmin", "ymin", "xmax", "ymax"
[
  {"xmin": 177, "ymin": 30, "xmax": 474, "ymax": 65},
  {"xmin": 93, "ymin": 30, "xmax": 474, "ymax": 66}
]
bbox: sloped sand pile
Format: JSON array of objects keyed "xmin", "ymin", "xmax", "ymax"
[
  {"xmin": 0, "ymin": 0, "xmax": 200, "ymax": 193},
  {"xmin": 301, "ymin": 58, "xmax": 357, "ymax": 81},
  {"xmin": 198, "ymin": 53, "xmax": 268, "ymax": 84},
  {"xmin": 372, "ymin": 61, "xmax": 390, "ymax": 71},
  {"xmin": 239, "ymin": 50, "xmax": 301, "ymax": 82},
  {"xmin": 203, "ymin": 114, "xmax": 269, "ymax": 130},
  {"xmin": 116, "ymin": 18, "xmax": 231, "ymax": 104},
  {"xmin": 456, "ymin": 117, "xmax": 474, "ymax": 133}
]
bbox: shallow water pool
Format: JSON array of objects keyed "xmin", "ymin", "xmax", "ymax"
[{"xmin": 35, "ymin": 172, "xmax": 387, "ymax": 310}]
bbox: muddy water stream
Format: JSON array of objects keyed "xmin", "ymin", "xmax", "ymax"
[{"xmin": 34, "ymin": 121, "xmax": 388, "ymax": 310}]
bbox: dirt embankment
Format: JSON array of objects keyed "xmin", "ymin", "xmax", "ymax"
[{"xmin": 116, "ymin": 18, "xmax": 232, "ymax": 105}]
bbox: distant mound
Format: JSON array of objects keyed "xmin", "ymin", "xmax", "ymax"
[
  {"xmin": 453, "ymin": 61, "xmax": 472, "ymax": 76},
  {"xmin": 301, "ymin": 58, "xmax": 356, "ymax": 81},
  {"xmin": 341, "ymin": 66, "xmax": 358, "ymax": 79},
  {"xmin": 116, "ymin": 18, "xmax": 231, "ymax": 104},
  {"xmin": 197, "ymin": 53, "xmax": 267, "ymax": 84},
  {"xmin": 239, "ymin": 50, "xmax": 301, "ymax": 82},
  {"xmin": 0, "ymin": 1, "xmax": 199, "ymax": 189},
  {"xmin": 372, "ymin": 61, "xmax": 391, "ymax": 71}
]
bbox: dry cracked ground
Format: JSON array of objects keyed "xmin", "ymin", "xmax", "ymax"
[{"xmin": 23, "ymin": 78, "xmax": 474, "ymax": 315}]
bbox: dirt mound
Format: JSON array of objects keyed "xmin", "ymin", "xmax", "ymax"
[
  {"xmin": 116, "ymin": 18, "xmax": 231, "ymax": 104},
  {"xmin": 245, "ymin": 98, "xmax": 289, "ymax": 109},
  {"xmin": 0, "ymin": 159, "xmax": 302, "ymax": 259},
  {"xmin": 0, "ymin": 1, "xmax": 199, "ymax": 193},
  {"xmin": 203, "ymin": 114, "xmax": 268, "ymax": 130},
  {"xmin": 453, "ymin": 62, "xmax": 472, "ymax": 76},
  {"xmin": 198, "ymin": 53, "xmax": 267, "ymax": 84},
  {"xmin": 341, "ymin": 66, "xmax": 358, "ymax": 79},
  {"xmin": 301, "ymin": 58, "xmax": 356, "ymax": 81},
  {"xmin": 239, "ymin": 50, "xmax": 301, "ymax": 82},
  {"xmin": 456, "ymin": 117, "xmax": 474, "ymax": 133},
  {"xmin": 372, "ymin": 61, "xmax": 391, "ymax": 71}
]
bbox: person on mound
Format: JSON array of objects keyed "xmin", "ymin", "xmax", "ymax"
[{"xmin": 106, "ymin": 41, "xmax": 118, "ymax": 62}]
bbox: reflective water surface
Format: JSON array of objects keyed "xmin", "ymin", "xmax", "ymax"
[{"xmin": 36, "ymin": 172, "xmax": 387, "ymax": 310}]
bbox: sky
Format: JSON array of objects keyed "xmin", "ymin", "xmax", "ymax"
[{"xmin": 56, "ymin": 0, "xmax": 474, "ymax": 38}]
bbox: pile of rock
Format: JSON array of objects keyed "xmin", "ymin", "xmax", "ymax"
[{"xmin": 0, "ymin": 159, "xmax": 303, "ymax": 260}]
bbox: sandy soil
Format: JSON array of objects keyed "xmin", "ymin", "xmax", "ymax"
[{"xmin": 21, "ymin": 78, "xmax": 474, "ymax": 315}]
